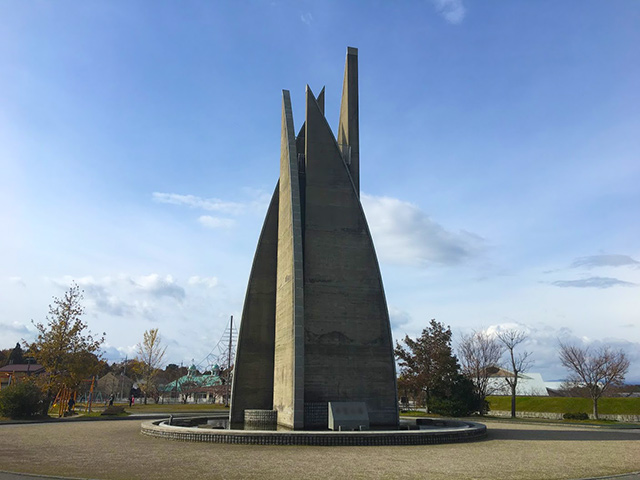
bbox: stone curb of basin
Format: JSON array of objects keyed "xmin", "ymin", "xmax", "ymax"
[{"xmin": 140, "ymin": 415, "xmax": 487, "ymax": 446}]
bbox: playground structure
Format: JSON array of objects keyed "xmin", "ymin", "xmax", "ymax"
[{"xmin": 51, "ymin": 377, "xmax": 98, "ymax": 416}]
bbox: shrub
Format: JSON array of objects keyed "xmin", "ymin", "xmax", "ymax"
[
  {"xmin": 0, "ymin": 381, "xmax": 44, "ymax": 418},
  {"xmin": 101, "ymin": 405, "xmax": 125, "ymax": 416},
  {"xmin": 430, "ymin": 374, "xmax": 483, "ymax": 417},
  {"xmin": 563, "ymin": 412, "xmax": 589, "ymax": 420}
]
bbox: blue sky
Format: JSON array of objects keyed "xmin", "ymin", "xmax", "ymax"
[{"xmin": 1, "ymin": 1, "xmax": 639, "ymax": 382}]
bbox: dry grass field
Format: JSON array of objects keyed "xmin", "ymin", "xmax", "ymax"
[{"xmin": 0, "ymin": 419, "xmax": 639, "ymax": 480}]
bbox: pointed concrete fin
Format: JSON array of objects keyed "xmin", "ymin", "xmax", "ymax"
[
  {"xmin": 337, "ymin": 46, "xmax": 360, "ymax": 195},
  {"xmin": 273, "ymin": 89, "xmax": 305, "ymax": 430},
  {"xmin": 229, "ymin": 181, "xmax": 279, "ymax": 424},
  {"xmin": 305, "ymin": 84, "xmax": 316, "ymax": 103},
  {"xmin": 303, "ymin": 58, "xmax": 398, "ymax": 427},
  {"xmin": 317, "ymin": 86, "xmax": 325, "ymax": 116},
  {"xmin": 305, "ymin": 81, "xmax": 356, "ymax": 192}
]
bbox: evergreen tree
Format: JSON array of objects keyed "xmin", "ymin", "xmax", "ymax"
[
  {"xmin": 395, "ymin": 319, "xmax": 460, "ymax": 412},
  {"xmin": 395, "ymin": 319, "xmax": 483, "ymax": 416},
  {"xmin": 8, "ymin": 343, "xmax": 25, "ymax": 365}
]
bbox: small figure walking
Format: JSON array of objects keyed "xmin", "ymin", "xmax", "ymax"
[
  {"xmin": 108, "ymin": 394, "xmax": 114, "ymax": 406},
  {"xmin": 68, "ymin": 397, "xmax": 75, "ymax": 413},
  {"xmin": 129, "ymin": 395, "xmax": 134, "ymax": 407}
]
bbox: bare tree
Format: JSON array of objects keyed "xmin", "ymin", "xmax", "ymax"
[
  {"xmin": 496, "ymin": 329, "xmax": 532, "ymax": 418},
  {"xmin": 134, "ymin": 329, "xmax": 167, "ymax": 404},
  {"xmin": 458, "ymin": 330, "xmax": 504, "ymax": 413},
  {"xmin": 558, "ymin": 343, "xmax": 630, "ymax": 419}
]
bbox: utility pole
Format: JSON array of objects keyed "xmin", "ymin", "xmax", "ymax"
[
  {"xmin": 226, "ymin": 315, "xmax": 233, "ymax": 406},
  {"xmin": 120, "ymin": 355, "xmax": 127, "ymax": 401}
]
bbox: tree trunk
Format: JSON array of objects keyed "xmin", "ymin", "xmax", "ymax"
[
  {"xmin": 42, "ymin": 392, "xmax": 54, "ymax": 417},
  {"xmin": 424, "ymin": 388, "xmax": 430, "ymax": 414},
  {"xmin": 510, "ymin": 385, "xmax": 517, "ymax": 418},
  {"xmin": 593, "ymin": 397, "xmax": 599, "ymax": 420}
]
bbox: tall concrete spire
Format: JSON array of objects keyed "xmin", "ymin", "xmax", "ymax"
[
  {"xmin": 230, "ymin": 48, "xmax": 398, "ymax": 429},
  {"xmin": 337, "ymin": 46, "xmax": 359, "ymax": 195}
]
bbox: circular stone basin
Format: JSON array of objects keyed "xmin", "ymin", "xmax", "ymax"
[{"xmin": 141, "ymin": 414, "xmax": 487, "ymax": 446}]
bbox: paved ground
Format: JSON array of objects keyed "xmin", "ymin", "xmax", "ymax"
[{"xmin": 0, "ymin": 418, "xmax": 638, "ymax": 480}]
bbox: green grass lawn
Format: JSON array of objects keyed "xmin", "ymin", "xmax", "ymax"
[
  {"xmin": 69, "ymin": 402, "xmax": 228, "ymax": 414},
  {"xmin": 122, "ymin": 402, "xmax": 229, "ymax": 413},
  {"xmin": 487, "ymin": 396, "xmax": 640, "ymax": 415}
]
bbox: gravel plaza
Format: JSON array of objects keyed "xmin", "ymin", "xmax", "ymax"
[{"xmin": 0, "ymin": 418, "xmax": 639, "ymax": 480}]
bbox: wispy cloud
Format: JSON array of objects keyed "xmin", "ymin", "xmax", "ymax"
[
  {"xmin": 132, "ymin": 274, "xmax": 186, "ymax": 301},
  {"xmin": 389, "ymin": 307, "xmax": 412, "ymax": 330},
  {"xmin": 0, "ymin": 321, "xmax": 31, "ymax": 337},
  {"xmin": 152, "ymin": 190, "xmax": 269, "ymax": 229},
  {"xmin": 198, "ymin": 215, "xmax": 235, "ymax": 229},
  {"xmin": 570, "ymin": 254, "xmax": 640, "ymax": 269},
  {"xmin": 52, "ymin": 274, "xmax": 188, "ymax": 318},
  {"xmin": 469, "ymin": 324, "xmax": 640, "ymax": 382},
  {"xmin": 152, "ymin": 192, "xmax": 244, "ymax": 215},
  {"xmin": 551, "ymin": 276, "xmax": 636, "ymax": 289},
  {"xmin": 431, "ymin": 0, "xmax": 466, "ymax": 25},
  {"xmin": 188, "ymin": 276, "xmax": 219, "ymax": 289},
  {"xmin": 300, "ymin": 12, "xmax": 313, "ymax": 25},
  {"xmin": 362, "ymin": 194, "xmax": 484, "ymax": 267},
  {"xmin": 8, "ymin": 276, "xmax": 26, "ymax": 287}
]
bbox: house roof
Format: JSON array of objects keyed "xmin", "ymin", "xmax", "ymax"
[
  {"xmin": 0, "ymin": 363, "xmax": 45, "ymax": 374},
  {"xmin": 98, "ymin": 372, "xmax": 133, "ymax": 383}
]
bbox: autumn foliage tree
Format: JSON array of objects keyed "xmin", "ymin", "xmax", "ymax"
[
  {"xmin": 26, "ymin": 283, "xmax": 105, "ymax": 410},
  {"xmin": 133, "ymin": 329, "xmax": 167, "ymax": 404}
]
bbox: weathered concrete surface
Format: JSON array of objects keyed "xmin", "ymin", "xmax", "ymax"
[
  {"xmin": 303, "ymin": 85, "xmax": 397, "ymax": 427},
  {"xmin": 229, "ymin": 185, "xmax": 279, "ymax": 424},
  {"xmin": 1, "ymin": 419, "xmax": 639, "ymax": 479},
  {"xmin": 337, "ymin": 46, "xmax": 359, "ymax": 194},
  {"xmin": 272, "ymin": 90, "xmax": 305, "ymax": 429},
  {"xmin": 232, "ymin": 48, "xmax": 398, "ymax": 429}
]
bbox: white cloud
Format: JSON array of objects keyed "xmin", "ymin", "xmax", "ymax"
[
  {"xmin": 152, "ymin": 192, "xmax": 245, "ymax": 215},
  {"xmin": 485, "ymin": 322, "xmax": 532, "ymax": 338},
  {"xmin": 466, "ymin": 323, "xmax": 640, "ymax": 383},
  {"xmin": 551, "ymin": 276, "xmax": 635, "ymax": 289},
  {"xmin": 570, "ymin": 254, "xmax": 640, "ymax": 269},
  {"xmin": 8, "ymin": 276, "xmax": 26, "ymax": 287},
  {"xmin": 0, "ymin": 321, "xmax": 31, "ymax": 337},
  {"xmin": 52, "ymin": 274, "xmax": 186, "ymax": 319},
  {"xmin": 188, "ymin": 276, "xmax": 219, "ymax": 289},
  {"xmin": 300, "ymin": 12, "xmax": 313, "ymax": 25},
  {"xmin": 198, "ymin": 215, "xmax": 235, "ymax": 229},
  {"xmin": 361, "ymin": 193, "xmax": 484, "ymax": 267},
  {"xmin": 43, "ymin": 274, "xmax": 232, "ymax": 367},
  {"xmin": 132, "ymin": 274, "xmax": 186, "ymax": 301},
  {"xmin": 389, "ymin": 306, "xmax": 411, "ymax": 330},
  {"xmin": 152, "ymin": 190, "xmax": 270, "ymax": 229},
  {"xmin": 431, "ymin": 0, "xmax": 466, "ymax": 25}
]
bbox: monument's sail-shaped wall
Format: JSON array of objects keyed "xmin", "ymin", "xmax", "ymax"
[{"xmin": 231, "ymin": 48, "xmax": 398, "ymax": 429}]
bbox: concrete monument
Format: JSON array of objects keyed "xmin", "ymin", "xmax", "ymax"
[{"xmin": 230, "ymin": 47, "xmax": 398, "ymax": 429}]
